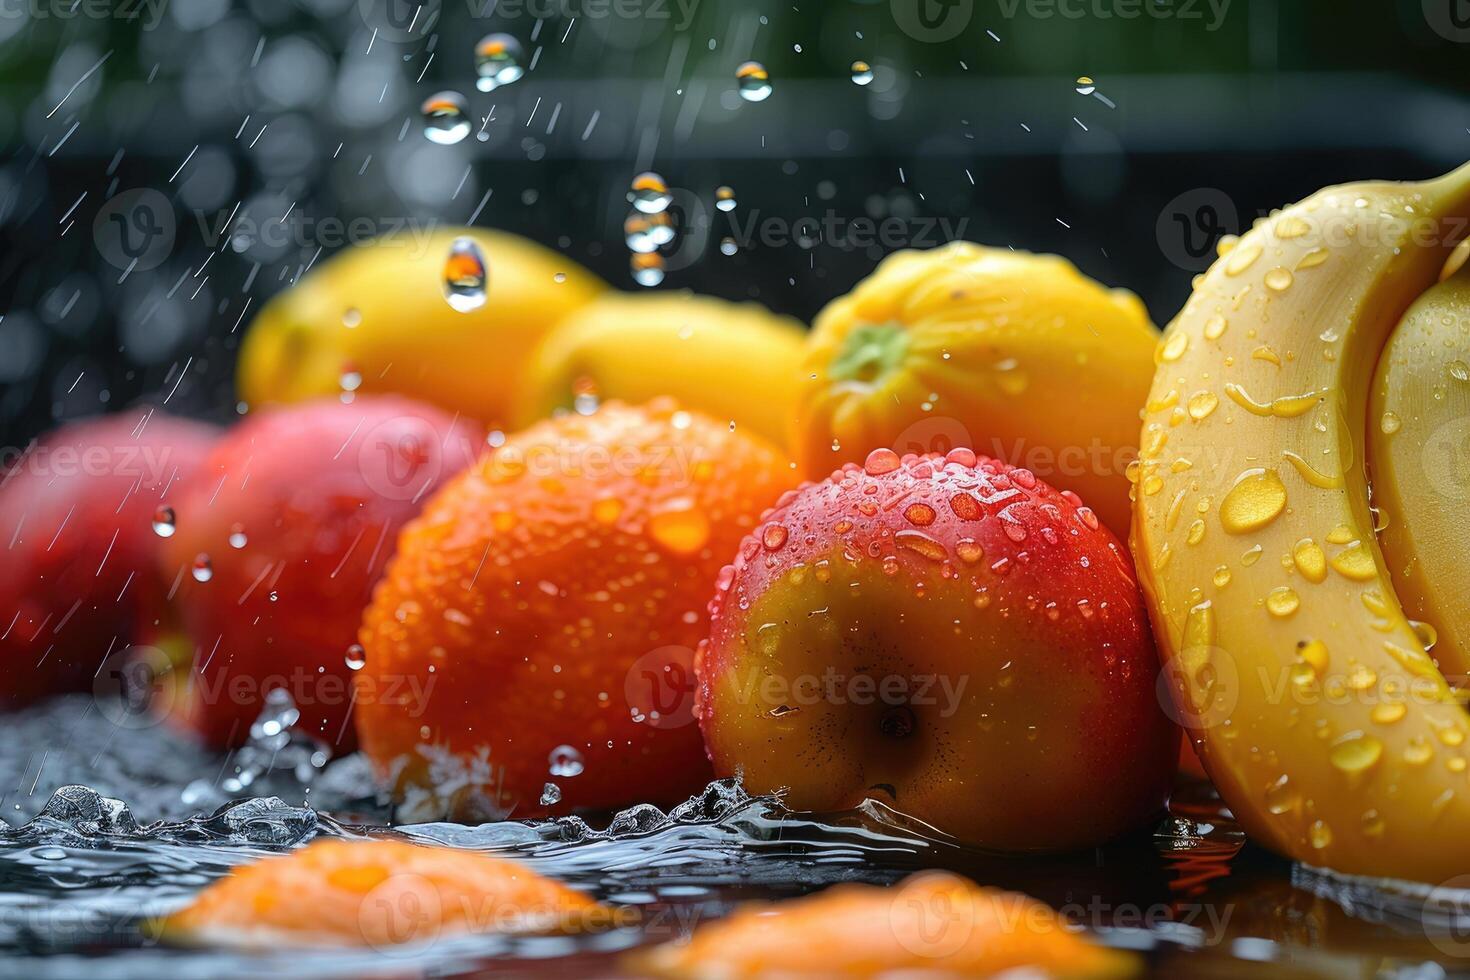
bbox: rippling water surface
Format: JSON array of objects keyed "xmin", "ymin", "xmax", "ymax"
[{"xmin": 1, "ymin": 695, "xmax": 1467, "ymax": 978}]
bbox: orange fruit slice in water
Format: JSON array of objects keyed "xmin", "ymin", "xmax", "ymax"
[
  {"xmin": 159, "ymin": 838, "xmax": 630, "ymax": 949},
  {"xmin": 632, "ymin": 871, "xmax": 1137, "ymax": 978}
]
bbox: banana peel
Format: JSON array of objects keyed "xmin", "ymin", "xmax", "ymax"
[{"xmin": 1134, "ymin": 162, "xmax": 1470, "ymax": 882}]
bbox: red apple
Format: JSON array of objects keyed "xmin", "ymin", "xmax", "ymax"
[
  {"xmin": 161, "ymin": 396, "xmax": 482, "ymax": 748},
  {"xmin": 695, "ymin": 447, "xmax": 1176, "ymax": 851},
  {"xmin": 0, "ymin": 410, "xmax": 217, "ymax": 705}
]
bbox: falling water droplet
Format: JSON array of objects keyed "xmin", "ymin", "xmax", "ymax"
[
  {"xmin": 152, "ymin": 505, "xmax": 176, "ymax": 538},
  {"xmin": 624, "ymin": 211, "xmax": 675, "ymax": 252},
  {"xmin": 228, "ymin": 524, "xmax": 248, "ymax": 550},
  {"xmin": 631, "ymin": 252, "xmax": 665, "ymax": 287},
  {"xmin": 191, "ymin": 553, "xmax": 213, "ymax": 583},
  {"xmin": 715, "ymin": 185, "xmax": 737, "ymax": 211},
  {"xmin": 736, "ymin": 61, "xmax": 772, "ymax": 102},
  {"xmin": 1075, "ymin": 75, "xmax": 1096, "ymax": 95},
  {"xmin": 850, "ymin": 60, "xmax": 874, "ymax": 86},
  {"xmin": 443, "ymin": 237, "xmax": 488, "ymax": 312},
  {"xmin": 629, "ymin": 172, "xmax": 673, "ymax": 214},
  {"xmin": 420, "ymin": 91, "xmax": 471, "ymax": 145},
  {"xmin": 540, "ymin": 783, "xmax": 562, "ymax": 806},
  {"xmin": 475, "ymin": 33, "xmax": 526, "ymax": 92},
  {"xmin": 548, "ymin": 745, "xmax": 584, "ymax": 778},
  {"xmin": 719, "ymin": 237, "xmax": 738, "ymax": 256},
  {"xmin": 345, "ymin": 644, "xmax": 366, "ymax": 671}
]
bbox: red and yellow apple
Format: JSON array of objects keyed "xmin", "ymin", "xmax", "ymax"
[
  {"xmin": 696, "ymin": 448, "xmax": 1176, "ymax": 851},
  {"xmin": 161, "ymin": 397, "xmax": 481, "ymax": 748}
]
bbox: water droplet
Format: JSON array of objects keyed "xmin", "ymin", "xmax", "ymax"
[
  {"xmin": 1159, "ymin": 331, "xmax": 1189, "ymax": 363},
  {"xmin": 715, "ymin": 185, "xmax": 737, "ymax": 211},
  {"xmin": 1292, "ymin": 538, "xmax": 1327, "ymax": 583},
  {"xmin": 850, "ymin": 60, "xmax": 874, "ymax": 86},
  {"xmin": 1187, "ymin": 391, "xmax": 1218, "ymax": 420},
  {"xmin": 631, "ymin": 252, "xmax": 666, "ymax": 287},
  {"xmin": 864, "ymin": 448, "xmax": 901, "ymax": 475},
  {"xmin": 1379, "ymin": 411, "xmax": 1402, "ymax": 435},
  {"xmin": 443, "ymin": 237, "xmax": 488, "ymax": 313},
  {"xmin": 539, "ymin": 782, "xmax": 562, "ymax": 806},
  {"xmin": 228, "ymin": 524, "xmax": 248, "ymax": 550},
  {"xmin": 1450, "ymin": 359, "xmax": 1470, "ymax": 383},
  {"xmin": 474, "ymin": 33, "xmax": 525, "ymax": 92},
  {"xmin": 903, "ymin": 502, "xmax": 936, "ymax": 526},
  {"xmin": 151, "ymin": 505, "xmax": 176, "ymax": 538},
  {"xmin": 420, "ymin": 91, "xmax": 471, "ymax": 145},
  {"xmin": 736, "ymin": 61, "xmax": 772, "ymax": 102},
  {"xmin": 1074, "ymin": 75, "xmax": 1096, "ymax": 96},
  {"xmin": 719, "ymin": 237, "xmax": 738, "ymax": 256},
  {"xmin": 548, "ymin": 745, "xmax": 584, "ymax": 778},
  {"xmin": 1266, "ymin": 586, "xmax": 1300, "ymax": 618},
  {"xmin": 1264, "ymin": 774, "xmax": 1299, "ymax": 815},
  {"xmin": 1264, "ymin": 267, "xmax": 1294, "ymax": 292},
  {"xmin": 345, "ymin": 644, "xmax": 366, "ymax": 671},
  {"xmin": 894, "ymin": 529, "xmax": 946, "ymax": 562},
  {"xmin": 191, "ymin": 553, "xmax": 213, "ymax": 583},
  {"xmin": 630, "ymin": 172, "xmax": 672, "ymax": 214},
  {"xmin": 342, "ymin": 307, "xmax": 362, "ymax": 328},
  {"xmin": 1219, "ymin": 468, "xmax": 1288, "ymax": 534},
  {"xmin": 1308, "ymin": 819, "xmax": 1333, "ymax": 850},
  {"xmin": 625, "ymin": 211, "xmax": 675, "ymax": 252},
  {"xmin": 1328, "ymin": 540, "xmax": 1377, "ymax": 581},
  {"xmin": 1329, "ymin": 732, "xmax": 1383, "ymax": 775}
]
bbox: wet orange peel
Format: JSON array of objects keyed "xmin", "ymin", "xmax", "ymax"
[
  {"xmin": 630, "ymin": 871, "xmax": 1137, "ymax": 978},
  {"xmin": 1134, "ymin": 161, "xmax": 1470, "ymax": 881},
  {"xmin": 157, "ymin": 839, "xmax": 630, "ymax": 948}
]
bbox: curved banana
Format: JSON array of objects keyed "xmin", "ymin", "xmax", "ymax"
[{"xmin": 1134, "ymin": 162, "xmax": 1470, "ymax": 881}]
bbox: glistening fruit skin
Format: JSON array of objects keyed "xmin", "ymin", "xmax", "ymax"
[
  {"xmin": 162, "ymin": 397, "xmax": 482, "ymax": 749},
  {"xmin": 515, "ymin": 290, "xmax": 807, "ymax": 445},
  {"xmin": 0, "ymin": 411, "xmax": 217, "ymax": 706},
  {"xmin": 237, "ymin": 228, "xmax": 606, "ymax": 428},
  {"xmin": 1133, "ymin": 162, "xmax": 1470, "ymax": 881},
  {"xmin": 355, "ymin": 400, "xmax": 792, "ymax": 822},
  {"xmin": 1369, "ymin": 262, "xmax": 1470, "ymax": 687},
  {"xmin": 792, "ymin": 242, "xmax": 1157, "ymax": 535},
  {"xmin": 696, "ymin": 448, "xmax": 1176, "ymax": 852},
  {"xmin": 631, "ymin": 871, "xmax": 1137, "ymax": 979},
  {"xmin": 159, "ymin": 839, "xmax": 628, "ymax": 948}
]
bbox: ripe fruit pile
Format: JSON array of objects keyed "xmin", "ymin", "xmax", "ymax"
[{"xmin": 14, "ymin": 155, "xmax": 1470, "ymax": 960}]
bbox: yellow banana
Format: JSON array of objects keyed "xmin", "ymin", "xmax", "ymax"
[
  {"xmin": 1370, "ymin": 262, "xmax": 1470, "ymax": 685},
  {"xmin": 1134, "ymin": 162, "xmax": 1470, "ymax": 881}
]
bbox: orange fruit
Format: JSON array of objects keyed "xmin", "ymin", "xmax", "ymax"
[
  {"xmin": 631, "ymin": 871, "xmax": 1138, "ymax": 978},
  {"xmin": 159, "ymin": 838, "xmax": 627, "ymax": 948},
  {"xmin": 355, "ymin": 399, "xmax": 792, "ymax": 820}
]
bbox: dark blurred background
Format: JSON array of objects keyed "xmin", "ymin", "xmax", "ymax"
[{"xmin": 0, "ymin": 0, "xmax": 1467, "ymax": 446}]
